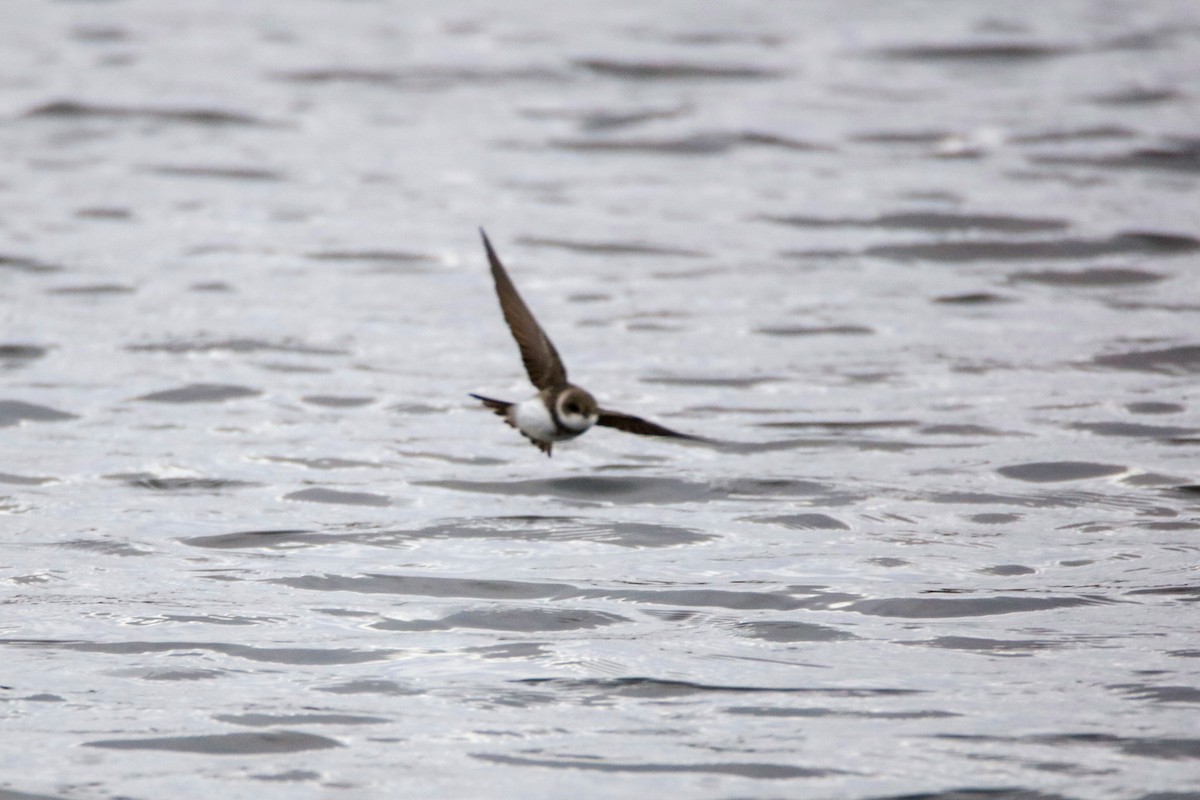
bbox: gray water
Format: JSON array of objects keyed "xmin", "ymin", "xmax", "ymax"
[{"xmin": 2, "ymin": 1, "xmax": 1199, "ymax": 798}]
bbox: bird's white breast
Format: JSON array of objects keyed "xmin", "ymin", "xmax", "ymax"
[{"xmin": 510, "ymin": 397, "xmax": 562, "ymax": 443}]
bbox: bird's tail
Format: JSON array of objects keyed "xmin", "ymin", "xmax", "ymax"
[{"xmin": 469, "ymin": 393, "xmax": 512, "ymax": 417}]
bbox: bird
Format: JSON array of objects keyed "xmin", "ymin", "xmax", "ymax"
[{"xmin": 470, "ymin": 229, "xmax": 700, "ymax": 456}]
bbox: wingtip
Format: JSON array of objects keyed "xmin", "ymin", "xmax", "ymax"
[{"xmin": 479, "ymin": 228, "xmax": 506, "ymax": 275}]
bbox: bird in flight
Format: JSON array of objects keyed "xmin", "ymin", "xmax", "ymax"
[{"xmin": 470, "ymin": 230, "xmax": 700, "ymax": 456}]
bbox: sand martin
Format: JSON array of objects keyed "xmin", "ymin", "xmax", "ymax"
[{"xmin": 470, "ymin": 229, "xmax": 699, "ymax": 456}]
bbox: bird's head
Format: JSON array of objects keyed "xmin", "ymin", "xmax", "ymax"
[{"xmin": 557, "ymin": 386, "xmax": 599, "ymax": 433}]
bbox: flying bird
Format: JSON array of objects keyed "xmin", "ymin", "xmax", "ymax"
[{"xmin": 470, "ymin": 230, "xmax": 699, "ymax": 456}]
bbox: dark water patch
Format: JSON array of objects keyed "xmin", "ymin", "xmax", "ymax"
[
  {"xmin": 739, "ymin": 131, "xmax": 833, "ymax": 151},
  {"xmin": 979, "ymin": 564, "xmax": 1036, "ymax": 576},
  {"xmin": 522, "ymin": 104, "xmax": 691, "ymax": 132},
  {"xmin": 567, "ymin": 291, "xmax": 610, "ymax": 303},
  {"xmin": 552, "ymin": 131, "xmax": 826, "ymax": 156},
  {"xmin": 581, "ymin": 106, "xmax": 687, "ymax": 132},
  {"xmin": 920, "ymin": 424, "xmax": 1006, "ymax": 436},
  {"xmin": 314, "ymin": 680, "xmax": 420, "ymax": 696},
  {"xmin": 866, "ymin": 232, "xmax": 1200, "ymax": 262},
  {"xmin": 1109, "ymin": 684, "xmax": 1200, "ymax": 704},
  {"xmin": 473, "ymin": 752, "xmax": 837, "ymax": 779},
  {"xmin": 573, "ymin": 58, "xmax": 782, "ymax": 80},
  {"xmin": 405, "ymin": 518, "xmax": 715, "ymax": 548},
  {"xmin": 734, "ymin": 621, "xmax": 856, "ymax": 642},
  {"xmin": 25, "ymin": 99, "xmax": 269, "ymax": 126},
  {"xmin": 1122, "ymin": 472, "xmax": 1189, "ymax": 487},
  {"xmin": 1072, "ymin": 422, "xmax": 1198, "ymax": 438},
  {"xmin": 215, "ymin": 713, "xmax": 389, "ymax": 726},
  {"xmin": 1009, "ymin": 267, "xmax": 1165, "ymax": 286},
  {"xmin": 422, "ymin": 475, "xmax": 828, "ymax": 505},
  {"xmin": 936, "ymin": 732, "xmax": 1200, "ymax": 761},
  {"xmin": 934, "ymin": 292, "xmax": 1012, "ymax": 304},
  {"xmin": 865, "ymin": 558, "xmax": 911, "ymax": 568},
  {"xmin": 144, "ymin": 164, "xmax": 286, "ymax": 181},
  {"xmin": 851, "ymin": 129, "xmax": 953, "ymax": 145},
  {"xmin": 762, "ymin": 211, "xmax": 1068, "ymax": 233},
  {"xmin": 76, "ymin": 206, "xmax": 133, "ymax": 220},
  {"xmin": 756, "ymin": 325, "xmax": 873, "ymax": 337},
  {"xmin": 252, "ymin": 770, "xmax": 321, "ymax": 783},
  {"xmin": 134, "ymin": 383, "xmax": 261, "ymax": 403},
  {"xmin": 0, "ymin": 400, "xmax": 78, "ymax": 427},
  {"xmin": 876, "ymin": 41, "xmax": 1074, "ymax": 61},
  {"xmin": 1126, "ymin": 402, "xmax": 1184, "ymax": 414},
  {"xmin": 1032, "ymin": 141, "xmax": 1200, "ymax": 173},
  {"xmin": 998, "ymin": 461, "xmax": 1126, "ymax": 483},
  {"xmin": 112, "ymin": 473, "xmax": 257, "ymax": 492},
  {"xmin": 274, "ymin": 573, "xmax": 579, "ymax": 602},
  {"xmin": 3, "ymin": 639, "xmax": 400, "ymax": 665},
  {"xmin": 593, "ymin": 585, "xmax": 847, "ymax": 611},
  {"xmin": 182, "ymin": 529, "xmax": 314, "ymax": 550},
  {"xmin": 515, "ymin": 236, "xmax": 704, "ymax": 258},
  {"xmin": 55, "ymin": 538, "xmax": 150, "ymax": 557},
  {"xmin": 922, "ymin": 636, "xmax": 1060, "ymax": 653},
  {"xmin": 0, "ymin": 255, "xmax": 61, "ymax": 274},
  {"xmin": 273, "ymin": 573, "xmax": 837, "ymax": 612},
  {"xmin": 128, "ymin": 337, "xmax": 345, "ymax": 355},
  {"xmin": 850, "ymin": 595, "xmax": 1106, "ymax": 618},
  {"xmin": 751, "ymin": 513, "xmax": 849, "ymax": 531},
  {"xmin": 374, "ymin": 607, "xmax": 629, "ymax": 633},
  {"xmin": 970, "ymin": 513, "xmax": 1021, "ymax": 524},
  {"xmin": 191, "ymin": 281, "xmax": 232, "ymax": 292},
  {"xmin": 740, "ymin": 432, "xmax": 935, "ymax": 453},
  {"xmin": 0, "ymin": 471, "xmax": 54, "ymax": 486},
  {"xmin": 1094, "ymin": 345, "xmax": 1200, "ymax": 375},
  {"xmin": 1091, "ymin": 87, "xmax": 1184, "ymax": 106},
  {"xmin": 1136, "ymin": 520, "xmax": 1200, "ymax": 531},
  {"xmin": 1126, "ymin": 585, "xmax": 1200, "ymax": 600},
  {"xmin": 0, "ymin": 345, "xmax": 47, "ymax": 366},
  {"xmin": 1011, "ymin": 125, "xmax": 1138, "ymax": 143},
  {"xmin": 552, "ymin": 133, "xmax": 735, "ymax": 155},
  {"xmin": 47, "ymin": 283, "xmax": 135, "ymax": 295},
  {"xmin": 284, "ymin": 488, "xmax": 391, "ymax": 507},
  {"xmin": 306, "ymin": 249, "xmax": 434, "ymax": 265},
  {"xmin": 85, "ymin": 731, "xmax": 340, "ymax": 755},
  {"xmin": 272, "ymin": 65, "xmax": 567, "ymax": 88}
]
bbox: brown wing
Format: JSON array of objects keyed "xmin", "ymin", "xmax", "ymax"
[
  {"xmin": 480, "ymin": 230, "xmax": 568, "ymax": 391},
  {"xmin": 596, "ymin": 408, "xmax": 701, "ymax": 440}
]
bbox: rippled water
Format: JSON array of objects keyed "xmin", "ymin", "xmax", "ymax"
[{"xmin": 2, "ymin": 1, "xmax": 1199, "ymax": 798}]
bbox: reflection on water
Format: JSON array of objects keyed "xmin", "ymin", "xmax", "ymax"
[{"xmin": 1, "ymin": 1, "xmax": 1199, "ymax": 798}]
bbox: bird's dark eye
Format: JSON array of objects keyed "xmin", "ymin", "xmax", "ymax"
[{"xmin": 565, "ymin": 404, "xmax": 579, "ymax": 414}]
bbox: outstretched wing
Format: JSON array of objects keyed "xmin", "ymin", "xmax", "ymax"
[
  {"xmin": 480, "ymin": 230, "xmax": 568, "ymax": 391},
  {"xmin": 596, "ymin": 408, "xmax": 701, "ymax": 440}
]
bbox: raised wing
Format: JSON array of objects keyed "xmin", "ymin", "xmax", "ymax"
[
  {"xmin": 596, "ymin": 408, "xmax": 701, "ymax": 440},
  {"xmin": 480, "ymin": 230, "xmax": 568, "ymax": 391}
]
